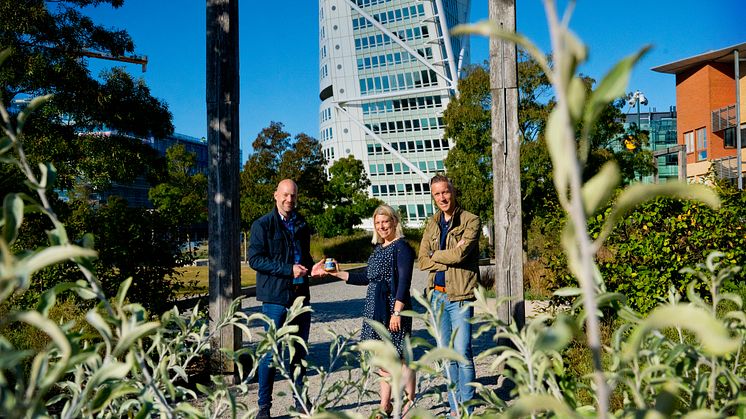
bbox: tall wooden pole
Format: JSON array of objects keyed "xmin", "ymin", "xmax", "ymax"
[
  {"xmin": 206, "ymin": 0, "xmax": 241, "ymax": 377},
  {"xmin": 490, "ymin": 0, "xmax": 524, "ymax": 327}
]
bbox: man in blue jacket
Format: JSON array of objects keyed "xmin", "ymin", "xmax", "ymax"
[{"xmin": 250, "ymin": 179, "xmax": 318, "ymax": 419}]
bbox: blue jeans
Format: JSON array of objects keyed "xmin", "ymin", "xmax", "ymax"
[
  {"xmin": 257, "ymin": 300, "xmax": 311, "ymax": 408},
  {"xmin": 431, "ymin": 290, "xmax": 475, "ymax": 414}
]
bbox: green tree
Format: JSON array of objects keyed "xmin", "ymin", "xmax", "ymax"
[
  {"xmin": 442, "ymin": 65, "xmax": 493, "ymax": 223},
  {"xmin": 0, "ymin": 2, "xmax": 173, "ymax": 197},
  {"xmin": 67, "ymin": 196, "xmax": 184, "ymax": 314},
  {"xmin": 443, "ymin": 54, "xmax": 555, "ymax": 225},
  {"xmin": 1, "ymin": 2, "xmax": 179, "ymax": 311},
  {"xmin": 149, "ymin": 143, "xmax": 207, "ymax": 246},
  {"xmin": 240, "ymin": 122, "xmax": 328, "ymax": 229},
  {"xmin": 313, "ymin": 155, "xmax": 380, "ymax": 238},
  {"xmin": 279, "ymin": 132, "xmax": 327, "ymax": 216}
]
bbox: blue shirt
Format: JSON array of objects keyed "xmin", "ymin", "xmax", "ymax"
[
  {"xmin": 434, "ymin": 213, "xmax": 450, "ymax": 287},
  {"xmin": 281, "ymin": 212, "xmax": 304, "ymax": 284}
]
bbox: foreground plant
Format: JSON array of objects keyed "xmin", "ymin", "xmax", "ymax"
[{"xmin": 455, "ymin": 0, "xmax": 739, "ymax": 417}]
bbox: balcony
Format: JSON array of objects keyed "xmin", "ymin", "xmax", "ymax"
[{"xmin": 711, "ymin": 104, "xmax": 737, "ymax": 132}]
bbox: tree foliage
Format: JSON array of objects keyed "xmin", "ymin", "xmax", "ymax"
[
  {"xmin": 0, "ymin": 1, "xmax": 173, "ymax": 196},
  {"xmin": 240, "ymin": 122, "xmax": 327, "ymax": 228},
  {"xmin": 0, "ymin": 2, "xmax": 183, "ymax": 311},
  {"xmin": 593, "ymin": 182, "xmax": 745, "ymax": 313},
  {"xmin": 442, "ymin": 66, "xmax": 493, "ymax": 223},
  {"xmin": 149, "ymin": 143, "xmax": 207, "ymax": 231},
  {"xmin": 67, "ymin": 197, "xmax": 185, "ymax": 313},
  {"xmin": 313, "ymin": 155, "xmax": 381, "ymax": 238}
]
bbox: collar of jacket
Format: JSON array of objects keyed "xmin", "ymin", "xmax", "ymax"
[
  {"xmin": 433, "ymin": 206, "xmax": 463, "ymax": 229},
  {"xmin": 272, "ymin": 207, "xmax": 307, "ymax": 231}
]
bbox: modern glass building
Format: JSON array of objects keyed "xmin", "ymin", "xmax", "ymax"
[
  {"xmin": 622, "ymin": 108, "xmax": 680, "ymax": 182},
  {"xmin": 318, "ymin": 0, "xmax": 471, "ymax": 225},
  {"xmin": 95, "ymin": 132, "xmax": 208, "ymax": 207}
]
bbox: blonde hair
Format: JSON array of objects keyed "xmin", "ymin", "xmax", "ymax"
[{"xmin": 371, "ymin": 204, "xmax": 404, "ymax": 244}]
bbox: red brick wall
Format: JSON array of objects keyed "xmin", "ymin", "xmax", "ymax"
[{"xmin": 675, "ymin": 62, "xmax": 736, "ymax": 164}]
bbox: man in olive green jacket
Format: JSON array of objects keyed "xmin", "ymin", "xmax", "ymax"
[{"xmin": 418, "ymin": 174, "xmax": 481, "ymax": 416}]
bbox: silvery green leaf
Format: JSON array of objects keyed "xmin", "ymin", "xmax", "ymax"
[
  {"xmin": 598, "ymin": 182, "xmax": 720, "ymax": 244},
  {"xmin": 19, "ymin": 245, "xmax": 97, "ymax": 277},
  {"xmin": 545, "ymin": 109, "xmax": 570, "ymax": 198},
  {"xmin": 567, "ymin": 76, "xmax": 586, "ymax": 122},
  {"xmin": 418, "ymin": 346, "xmax": 466, "ymax": 366},
  {"xmin": 17, "ymin": 94, "xmax": 53, "ymax": 132},
  {"xmin": 3, "ymin": 193, "xmax": 23, "ymax": 245},
  {"xmin": 563, "ymin": 30, "xmax": 588, "ymax": 64},
  {"xmin": 535, "ymin": 315, "xmax": 573, "ymax": 352},
  {"xmin": 86, "ymin": 310, "xmax": 113, "ymax": 348},
  {"xmin": 681, "ymin": 410, "xmax": 722, "ymax": 419},
  {"xmin": 0, "ymin": 349, "xmax": 34, "ymax": 369},
  {"xmin": 37, "ymin": 162, "xmax": 57, "ymax": 190},
  {"xmin": 624, "ymin": 304, "xmax": 739, "ymax": 358},
  {"xmin": 451, "ymin": 21, "xmax": 551, "ymax": 76},
  {"xmin": 116, "ymin": 277, "xmax": 133, "ymax": 307},
  {"xmin": 175, "ymin": 403, "xmax": 202, "ymax": 416},
  {"xmin": 74, "ymin": 280, "xmax": 98, "ymax": 300},
  {"xmin": 15, "ymin": 311, "xmax": 71, "ymax": 388},
  {"xmin": 581, "ymin": 161, "xmax": 620, "ymax": 216},
  {"xmin": 554, "ymin": 287, "xmax": 582, "ymax": 297},
  {"xmin": 504, "ymin": 394, "xmax": 581, "ymax": 418},
  {"xmin": 584, "ymin": 46, "xmax": 650, "ymax": 134},
  {"xmin": 112, "ymin": 321, "xmax": 161, "ymax": 357}
]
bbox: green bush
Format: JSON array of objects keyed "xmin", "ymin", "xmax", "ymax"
[
  {"xmin": 311, "ymin": 231, "xmax": 373, "ymax": 262},
  {"xmin": 545, "ymin": 182, "xmax": 746, "ymax": 313},
  {"xmin": 311, "ymin": 228, "xmax": 423, "ymax": 263}
]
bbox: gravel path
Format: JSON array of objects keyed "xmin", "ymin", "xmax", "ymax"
[{"xmin": 237, "ymin": 269, "xmax": 532, "ymax": 418}]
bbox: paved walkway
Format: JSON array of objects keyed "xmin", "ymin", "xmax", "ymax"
[{"xmin": 236, "ymin": 269, "xmax": 533, "ymax": 418}]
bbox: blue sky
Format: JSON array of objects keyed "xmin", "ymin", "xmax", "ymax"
[{"xmin": 83, "ymin": 1, "xmax": 745, "ymax": 163}]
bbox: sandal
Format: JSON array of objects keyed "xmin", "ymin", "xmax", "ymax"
[{"xmin": 374, "ymin": 404, "xmax": 393, "ymax": 419}]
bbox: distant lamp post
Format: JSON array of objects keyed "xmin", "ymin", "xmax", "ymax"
[{"xmin": 628, "ymin": 90, "xmax": 649, "ymax": 129}]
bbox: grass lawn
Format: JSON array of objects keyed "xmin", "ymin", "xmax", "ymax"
[{"xmin": 174, "ymin": 263, "xmax": 365, "ymax": 296}]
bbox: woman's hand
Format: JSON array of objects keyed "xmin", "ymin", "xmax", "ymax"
[{"xmin": 389, "ymin": 313, "xmax": 401, "ymax": 332}]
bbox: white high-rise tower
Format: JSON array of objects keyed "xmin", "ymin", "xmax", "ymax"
[{"xmin": 319, "ymin": 0, "xmax": 470, "ymax": 226}]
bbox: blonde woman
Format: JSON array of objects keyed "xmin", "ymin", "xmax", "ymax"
[{"xmin": 320, "ymin": 205, "xmax": 416, "ymax": 416}]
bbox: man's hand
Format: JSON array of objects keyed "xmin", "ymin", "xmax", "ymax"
[
  {"xmin": 310, "ymin": 260, "xmax": 327, "ymax": 277},
  {"xmin": 457, "ymin": 239, "xmax": 465, "ymax": 247},
  {"xmin": 293, "ymin": 264, "xmax": 308, "ymax": 278}
]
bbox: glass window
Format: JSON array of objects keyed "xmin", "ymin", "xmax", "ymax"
[
  {"xmin": 696, "ymin": 127, "xmax": 707, "ymax": 161},
  {"xmin": 724, "ymin": 127, "xmax": 736, "ymax": 148}
]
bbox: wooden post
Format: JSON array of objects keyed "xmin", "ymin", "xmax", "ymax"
[
  {"xmin": 206, "ymin": 0, "xmax": 241, "ymax": 378},
  {"xmin": 490, "ymin": 0, "xmax": 524, "ymax": 328}
]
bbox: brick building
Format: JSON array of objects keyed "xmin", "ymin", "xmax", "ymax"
[{"xmin": 652, "ymin": 42, "xmax": 745, "ymax": 187}]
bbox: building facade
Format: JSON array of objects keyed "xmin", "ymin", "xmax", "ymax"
[
  {"xmin": 97, "ymin": 132, "xmax": 208, "ymax": 207},
  {"xmin": 622, "ymin": 108, "xmax": 680, "ymax": 182},
  {"xmin": 318, "ymin": 0, "xmax": 471, "ymax": 225},
  {"xmin": 652, "ymin": 42, "xmax": 746, "ymax": 186}
]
